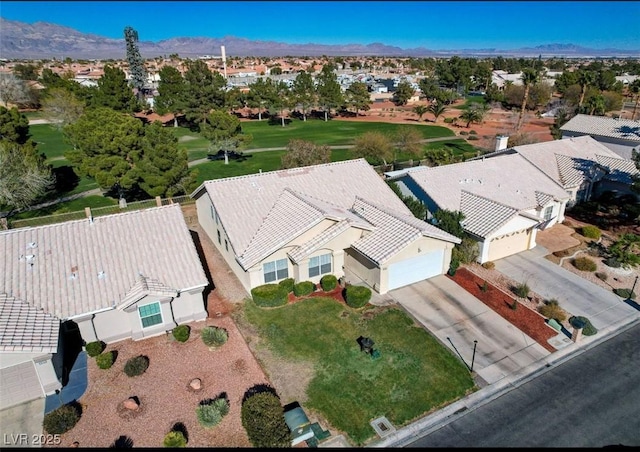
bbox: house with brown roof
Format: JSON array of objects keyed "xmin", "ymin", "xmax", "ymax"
[
  {"xmin": 191, "ymin": 159, "xmax": 460, "ymax": 295},
  {"xmin": 0, "ymin": 204, "xmax": 208, "ymax": 409}
]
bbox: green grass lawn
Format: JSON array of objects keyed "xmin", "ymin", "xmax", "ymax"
[
  {"xmin": 240, "ymin": 297, "xmax": 476, "ymax": 446},
  {"xmin": 457, "ymin": 95, "xmax": 488, "ymax": 110},
  {"xmin": 11, "ymin": 195, "xmax": 117, "ymax": 222}
]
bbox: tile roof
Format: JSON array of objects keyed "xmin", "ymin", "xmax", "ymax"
[
  {"xmin": 351, "ymin": 197, "xmax": 460, "ymax": 265},
  {"xmin": 560, "ymin": 114, "xmax": 640, "ymax": 143},
  {"xmin": 0, "ymin": 294, "xmax": 59, "ymax": 353},
  {"xmin": 118, "ymin": 275, "xmax": 179, "ymax": 310},
  {"xmin": 193, "ymin": 159, "xmax": 416, "ymax": 268},
  {"xmin": 0, "ymin": 204, "xmax": 208, "ymax": 320},
  {"xmin": 459, "ymin": 191, "xmax": 522, "ymax": 237},
  {"xmin": 288, "ymin": 220, "xmax": 353, "ymax": 264}
]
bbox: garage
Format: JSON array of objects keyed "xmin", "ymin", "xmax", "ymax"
[
  {"xmin": 0, "ymin": 361, "xmax": 44, "ymax": 410},
  {"xmin": 387, "ymin": 250, "xmax": 444, "ymax": 290},
  {"xmin": 488, "ymin": 229, "xmax": 531, "ymax": 262}
]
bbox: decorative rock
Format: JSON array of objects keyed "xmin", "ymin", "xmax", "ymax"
[
  {"xmin": 123, "ymin": 398, "xmax": 139, "ymax": 410},
  {"xmin": 189, "ymin": 378, "xmax": 202, "ymax": 390}
]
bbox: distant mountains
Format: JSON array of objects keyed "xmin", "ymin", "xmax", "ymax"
[{"xmin": 1, "ymin": 18, "xmax": 639, "ymax": 60}]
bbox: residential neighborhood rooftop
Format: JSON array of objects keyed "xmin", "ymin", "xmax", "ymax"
[{"xmin": 560, "ymin": 114, "xmax": 640, "ymax": 143}]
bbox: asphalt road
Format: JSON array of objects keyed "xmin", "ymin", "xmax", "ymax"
[{"xmin": 406, "ymin": 320, "xmax": 640, "ymax": 448}]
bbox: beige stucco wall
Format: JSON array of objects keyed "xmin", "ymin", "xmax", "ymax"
[
  {"xmin": 487, "ymin": 229, "xmax": 533, "ymax": 262},
  {"xmin": 344, "ymin": 248, "xmax": 379, "ymax": 291},
  {"xmin": 172, "ymin": 288, "xmax": 208, "ymax": 325}
]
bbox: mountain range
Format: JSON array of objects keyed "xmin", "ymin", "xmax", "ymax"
[{"xmin": 1, "ymin": 18, "xmax": 639, "ymax": 60}]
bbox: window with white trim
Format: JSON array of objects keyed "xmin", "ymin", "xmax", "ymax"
[
  {"xmin": 138, "ymin": 302, "xmax": 163, "ymax": 328},
  {"xmin": 309, "ymin": 254, "xmax": 332, "ymax": 277},
  {"xmin": 263, "ymin": 258, "xmax": 288, "ymax": 283},
  {"xmin": 543, "ymin": 206, "xmax": 553, "ymax": 221}
]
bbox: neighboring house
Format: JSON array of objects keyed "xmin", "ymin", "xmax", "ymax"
[
  {"xmin": 191, "ymin": 159, "xmax": 461, "ymax": 295},
  {"xmin": 560, "ymin": 114, "xmax": 640, "ymax": 159},
  {"xmin": 500, "ymin": 136, "xmax": 640, "ymax": 204},
  {"xmin": 389, "ymin": 154, "xmax": 572, "ymax": 264},
  {"xmin": 0, "ymin": 204, "xmax": 208, "ymax": 409}
]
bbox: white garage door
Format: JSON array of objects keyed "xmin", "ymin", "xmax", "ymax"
[
  {"xmin": 0, "ymin": 361, "xmax": 44, "ymax": 409},
  {"xmin": 388, "ymin": 250, "xmax": 444, "ymax": 290}
]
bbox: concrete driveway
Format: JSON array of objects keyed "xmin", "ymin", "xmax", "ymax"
[
  {"xmin": 389, "ymin": 275, "xmax": 550, "ymax": 386},
  {"xmin": 493, "ymin": 247, "xmax": 640, "ymax": 333}
]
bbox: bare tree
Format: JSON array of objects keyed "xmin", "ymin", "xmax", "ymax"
[
  {"xmin": 281, "ymin": 139, "xmax": 331, "ymax": 169},
  {"xmin": 0, "ymin": 74, "xmax": 29, "ymax": 107},
  {"xmin": 41, "ymin": 88, "xmax": 85, "ymax": 129}
]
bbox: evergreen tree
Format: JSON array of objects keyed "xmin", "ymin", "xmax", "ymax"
[
  {"xmin": 345, "ymin": 81, "xmax": 371, "ymax": 115},
  {"xmin": 154, "ymin": 65, "xmax": 186, "ymax": 126},
  {"xmin": 183, "ymin": 59, "xmax": 227, "ymax": 127},
  {"xmin": 124, "ymin": 26, "xmax": 147, "ymax": 103},
  {"xmin": 91, "ymin": 65, "xmax": 138, "ymax": 112},
  {"xmin": 291, "ymin": 71, "xmax": 316, "ymax": 121},
  {"xmin": 316, "ymin": 65, "xmax": 343, "ymax": 121}
]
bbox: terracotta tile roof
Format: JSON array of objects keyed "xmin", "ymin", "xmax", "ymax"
[
  {"xmin": 0, "ymin": 204, "xmax": 208, "ymax": 320},
  {"xmin": 0, "ymin": 294, "xmax": 59, "ymax": 353},
  {"xmin": 560, "ymin": 114, "xmax": 640, "ymax": 143}
]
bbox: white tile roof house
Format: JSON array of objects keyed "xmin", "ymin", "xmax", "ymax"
[
  {"xmin": 191, "ymin": 159, "xmax": 460, "ymax": 296},
  {"xmin": 0, "ymin": 204, "xmax": 209, "ymax": 409},
  {"xmin": 390, "ymin": 153, "xmax": 572, "ymax": 264},
  {"xmin": 560, "ymin": 114, "xmax": 640, "ymax": 159}
]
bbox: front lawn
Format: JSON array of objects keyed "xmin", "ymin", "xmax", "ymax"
[{"xmin": 240, "ymin": 297, "xmax": 476, "ymax": 446}]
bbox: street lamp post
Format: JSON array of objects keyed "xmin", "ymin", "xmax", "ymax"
[
  {"xmin": 627, "ymin": 275, "xmax": 639, "ymax": 302},
  {"xmin": 470, "ymin": 340, "xmax": 478, "ymax": 373}
]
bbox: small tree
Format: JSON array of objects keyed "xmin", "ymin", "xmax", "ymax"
[
  {"xmin": 43, "ymin": 404, "xmax": 80, "ymax": 435},
  {"xmin": 241, "ymin": 392, "xmax": 291, "ymax": 448}
]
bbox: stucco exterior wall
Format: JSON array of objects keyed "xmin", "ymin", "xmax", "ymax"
[
  {"xmin": 172, "ymin": 288, "xmax": 208, "ymax": 325},
  {"xmin": 344, "ymin": 248, "xmax": 379, "ymax": 291}
]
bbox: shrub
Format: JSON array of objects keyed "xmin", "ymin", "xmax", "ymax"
[
  {"xmin": 444, "ymin": 117, "xmax": 454, "ymax": 123},
  {"xmin": 614, "ymin": 288, "xmax": 637, "ymax": 300},
  {"xmin": 95, "ymin": 351, "xmax": 114, "ymax": 369},
  {"xmin": 467, "ymin": 135, "xmax": 479, "ymax": 140},
  {"xmin": 163, "ymin": 431, "xmax": 187, "ymax": 448},
  {"xmin": 124, "ymin": 355, "xmax": 149, "ymax": 377},
  {"xmin": 293, "ymin": 281, "xmax": 315, "ymax": 297},
  {"xmin": 603, "ymin": 257, "xmax": 622, "ymax": 268},
  {"xmin": 580, "ymin": 225, "xmax": 601, "ymax": 240},
  {"xmin": 595, "ymin": 271, "xmax": 608, "ymax": 281},
  {"xmin": 509, "ymin": 300, "xmax": 518, "ymax": 310},
  {"xmin": 251, "ymin": 284, "xmax": 288, "ymax": 307},
  {"xmin": 196, "ymin": 398, "xmax": 230, "ymax": 428},
  {"xmin": 241, "ymin": 392, "xmax": 291, "ymax": 448},
  {"xmin": 85, "ymin": 341, "xmax": 105, "ymax": 358},
  {"xmin": 481, "ymin": 261, "xmax": 495, "ymax": 270},
  {"xmin": 344, "ymin": 285, "xmax": 371, "ymax": 308},
  {"xmin": 459, "ymin": 131, "xmax": 468, "ymax": 135},
  {"xmin": 514, "ymin": 282, "xmax": 530, "ymax": 298},
  {"xmin": 448, "ymin": 258, "xmax": 460, "ymax": 276},
  {"xmin": 172, "ymin": 324, "xmax": 191, "ymax": 343},
  {"xmin": 320, "ymin": 274, "xmax": 338, "ymax": 291},
  {"xmin": 469, "ymin": 130, "xmax": 477, "ymax": 135},
  {"xmin": 572, "ymin": 256, "xmax": 597, "ymax": 272},
  {"xmin": 570, "ymin": 316, "xmax": 597, "ymax": 336},
  {"xmin": 480, "ymin": 281, "xmax": 489, "ymax": 292},
  {"xmin": 538, "ymin": 299, "xmax": 567, "ymax": 322},
  {"xmin": 201, "ymin": 326, "xmax": 228, "ymax": 348},
  {"xmin": 553, "ymin": 249, "xmax": 571, "ymax": 257},
  {"xmin": 278, "ymin": 278, "xmax": 295, "ymax": 294},
  {"xmin": 43, "ymin": 404, "xmax": 80, "ymax": 434}
]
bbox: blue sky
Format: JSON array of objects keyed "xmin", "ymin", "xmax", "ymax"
[{"xmin": 1, "ymin": 1, "xmax": 639, "ymax": 51}]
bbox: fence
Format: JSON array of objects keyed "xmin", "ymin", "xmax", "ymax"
[{"xmin": 7, "ymin": 195, "xmax": 195, "ymax": 229}]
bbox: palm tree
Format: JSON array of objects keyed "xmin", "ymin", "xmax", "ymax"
[
  {"xmin": 586, "ymin": 94, "xmax": 606, "ymax": 116},
  {"xmin": 412, "ymin": 105, "xmax": 428, "ymax": 122},
  {"xmin": 459, "ymin": 109, "xmax": 481, "ymax": 128},
  {"xmin": 428, "ymin": 102, "xmax": 447, "ymax": 123},
  {"xmin": 577, "ymin": 69, "xmax": 597, "ymax": 110},
  {"xmin": 516, "ymin": 68, "xmax": 539, "ymax": 132},
  {"xmin": 629, "ymin": 79, "xmax": 640, "ymax": 120}
]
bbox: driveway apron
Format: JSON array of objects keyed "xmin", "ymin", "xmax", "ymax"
[
  {"xmin": 493, "ymin": 249, "xmax": 639, "ymax": 331},
  {"xmin": 389, "ymin": 275, "xmax": 549, "ymax": 386}
]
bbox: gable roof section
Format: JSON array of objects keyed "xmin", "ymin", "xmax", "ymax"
[
  {"xmin": 117, "ymin": 275, "xmax": 179, "ymax": 310},
  {"xmin": 560, "ymin": 114, "xmax": 640, "ymax": 143},
  {"xmin": 596, "ymin": 154, "xmax": 639, "ymax": 184},
  {"xmin": 0, "ymin": 204, "xmax": 208, "ymax": 320},
  {"xmin": 351, "ymin": 197, "xmax": 460, "ymax": 265},
  {"xmin": 459, "ymin": 191, "xmax": 525, "ymax": 237},
  {"xmin": 192, "ymin": 159, "xmax": 414, "ymax": 265},
  {"xmin": 288, "ymin": 220, "xmax": 354, "ymax": 264},
  {"xmin": 0, "ymin": 293, "xmax": 60, "ymax": 353}
]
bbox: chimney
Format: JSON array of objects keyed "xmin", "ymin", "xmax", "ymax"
[
  {"xmin": 495, "ymin": 135, "xmax": 509, "ymax": 151},
  {"xmin": 85, "ymin": 207, "xmax": 93, "ymax": 223}
]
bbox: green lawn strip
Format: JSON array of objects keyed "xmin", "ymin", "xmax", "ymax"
[
  {"xmin": 11, "ymin": 195, "xmax": 117, "ymax": 221},
  {"xmin": 457, "ymin": 96, "xmax": 488, "ymax": 110},
  {"xmin": 423, "ymin": 139, "xmax": 479, "ymax": 157},
  {"xmin": 242, "ymin": 298, "xmax": 475, "ymax": 446},
  {"xmin": 172, "ymin": 127, "xmax": 212, "ymax": 161},
  {"xmin": 23, "ymin": 111, "xmax": 48, "ymax": 120}
]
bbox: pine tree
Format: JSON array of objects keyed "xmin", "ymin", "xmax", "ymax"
[{"xmin": 124, "ymin": 26, "xmax": 147, "ymax": 104}]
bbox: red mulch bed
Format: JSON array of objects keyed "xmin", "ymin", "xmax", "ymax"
[
  {"xmin": 288, "ymin": 284, "xmax": 346, "ymax": 304},
  {"xmin": 448, "ymin": 267, "xmax": 558, "ymax": 352}
]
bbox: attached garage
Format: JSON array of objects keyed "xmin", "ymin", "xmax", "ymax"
[
  {"xmin": 488, "ymin": 229, "xmax": 531, "ymax": 262},
  {"xmin": 0, "ymin": 361, "xmax": 44, "ymax": 409},
  {"xmin": 387, "ymin": 250, "xmax": 445, "ymax": 291}
]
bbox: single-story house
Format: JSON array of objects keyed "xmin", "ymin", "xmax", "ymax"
[
  {"xmin": 476, "ymin": 136, "xmax": 640, "ymax": 205},
  {"xmin": 560, "ymin": 114, "xmax": 640, "ymax": 160},
  {"xmin": 191, "ymin": 159, "xmax": 461, "ymax": 295},
  {"xmin": 0, "ymin": 204, "xmax": 208, "ymax": 409},
  {"xmin": 389, "ymin": 153, "xmax": 572, "ymax": 264}
]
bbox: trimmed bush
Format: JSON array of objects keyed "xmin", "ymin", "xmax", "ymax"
[
  {"xmin": 538, "ymin": 299, "xmax": 567, "ymax": 322},
  {"xmin": 604, "ymin": 257, "xmax": 622, "ymax": 268},
  {"xmin": 241, "ymin": 392, "xmax": 291, "ymax": 448},
  {"xmin": 469, "ymin": 130, "xmax": 477, "ymax": 135},
  {"xmin": 448, "ymin": 258, "xmax": 460, "ymax": 276},
  {"xmin": 481, "ymin": 261, "xmax": 495, "ymax": 270},
  {"xmin": 459, "ymin": 131, "xmax": 468, "ymax": 135},
  {"xmin": 85, "ymin": 341, "xmax": 105, "ymax": 358},
  {"xmin": 345, "ymin": 285, "xmax": 371, "ymax": 308},
  {"xmin": 570, "ymin": 316, "xmax": 597, "ymax": 336},
  {"xmin": 614, "ymin": 288, "xmax": 637, "ymax": 300},
  {"xmin": 201, "ymin": 326, "xmax": 228, "ymax": 348},
  {"xmin": 572, "ymin": 256, "xmax": 597, "ymax": 272},
  {"xmin": 251, "ymin": 284, "xmax": 288, "ymax": 307},
  {"xmin": 480, "ymin": 281, "xmax": 489, "ymax": 293},
  {"xmin": 172, "ymin": 324, "xmax": 191, "ymax": 343},
  {"xmin": 163, "ymin": 431, "xmax": 187, "ymax": 448},
  {"xmin": 320, "ymin": 274, "xmax": 338, "ymax": 291},
  {"xmin": 467, "ymin": 135, "xmax": 479, "ymax": 140},
  {"xmin": 278, "ymin": 278, "xmax": 295, "ymax": 294},
  {"xmin": 124, "ymin": 355, "xmax": 149, "ymax": 377},
  {"xmin": 196, "ymin": 398, "xmax": 230, "ymax": 428},
  {"xmin": 43, "ymin": 404, "xmax": 80, "ymax": 435},
  {"xmin": 580, "ymin": 225, "xmax": 601, "ymax": 240},
  {"xmin": 293, "ymin": 281, "xmax": 315, "ymax": 297},
  {"xmin": 514, "ymin": 282, "xmax": 530, "ymax": 298},
  {"xmin": 595, "ymin": 271, "xmax": 608, "ymax": 281},
  {"xmin": 95, "ymin": 351, "xmax": 114, "ymax": 369}
]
